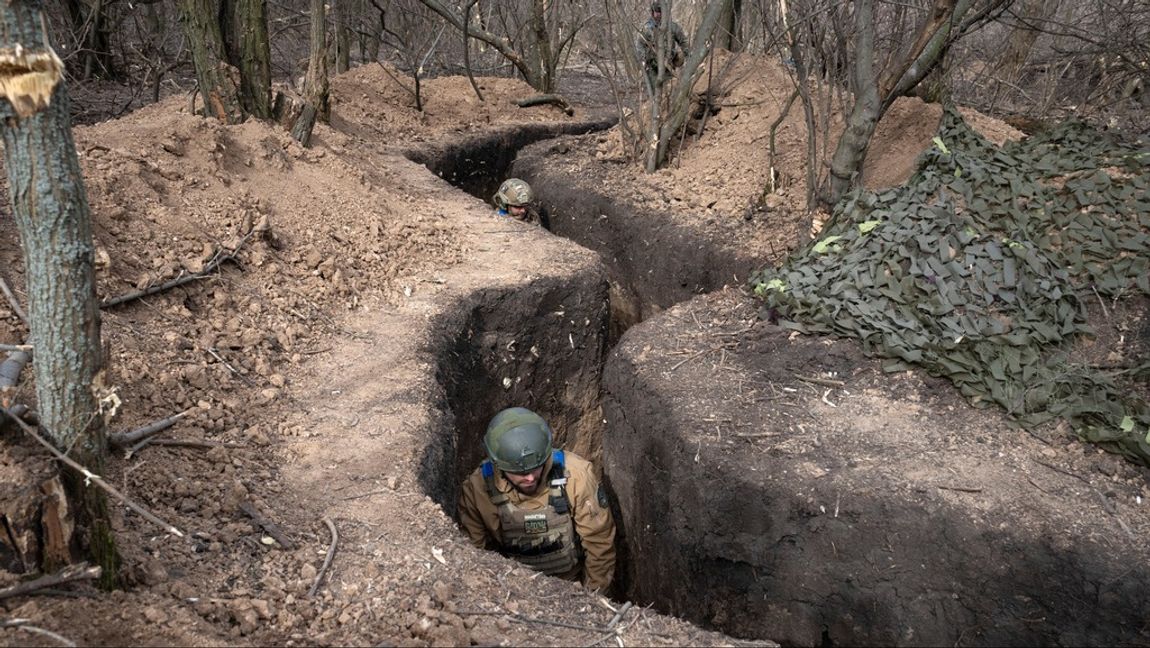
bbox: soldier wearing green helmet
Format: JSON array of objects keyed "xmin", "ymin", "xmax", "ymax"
[
  {"xmin": 459, "ymin": 407, "xmax": 617, "ymax": 592},
  {"xmin": 492, "ymin": 178, "xmax": 549, "ymax": 228}
]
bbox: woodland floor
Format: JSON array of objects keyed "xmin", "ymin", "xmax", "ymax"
[{"xmin": 0, "ymin": 53, "xmax": 1147, "ymax": 647}]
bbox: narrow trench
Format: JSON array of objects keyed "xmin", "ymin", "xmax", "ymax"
[
  {"xmin": 408, "ymin": 126, "xmax": 777, "ymax": 644},
  {"xmin": 397, "ymin": 125, "xmax": 1150, "ymax": 648}
]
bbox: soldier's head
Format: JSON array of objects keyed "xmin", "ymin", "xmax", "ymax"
[
  {"xmin": 650, "ymin": 1, "xmax": 663, "ymax": 23},
  {"xmin": 493, "ymin": 178, "xmax": 534, "ymax": 220},
  {"xmin": 484, "ymin": 407, "xmax": 552, "ymax": 494}
]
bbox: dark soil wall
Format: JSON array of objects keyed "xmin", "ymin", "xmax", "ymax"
[
  {"xmin": 404, "ymin": 120, "xmax": 614, "ymax": 202},
  {"xmin": 420, "ymin": 261, "xmax": 611, "ymax": 516},
  {"xmin": 602, "ymin": 291, "xmax": 1150, "ymax": 647},
  {"xmin": 512, "ymin": 136, "xmax": 767, "ymax": 318}
]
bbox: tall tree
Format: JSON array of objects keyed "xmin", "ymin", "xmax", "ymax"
[
  {"xmin": 0, "ymin": 0, "xmax": 120, "ymax": 585},
  {"xmin": 179, "ymin": 0, "xmax": 272, "ymax": 123}
]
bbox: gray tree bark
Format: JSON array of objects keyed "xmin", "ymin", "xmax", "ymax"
[
  {"xmin": 180, "ymin": 0, "xmax": 272, "ymax": 122},
  {"xmin": 0, "ymin": 0, "xmax": 120, "ymax": 586}
]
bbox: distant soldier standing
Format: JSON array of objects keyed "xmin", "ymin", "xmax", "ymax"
[
  {"xmin": 459, "ymin": 407, "xmax": 616, "ymax": 593},
  {"xmin": 635, "ymin": 1, "xmax": 689, "ymax": 96}
]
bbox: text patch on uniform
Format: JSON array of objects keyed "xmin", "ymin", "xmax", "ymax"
[{"xmin": 524, "ymin": 513, "xmax": 548, "ymax": 534}]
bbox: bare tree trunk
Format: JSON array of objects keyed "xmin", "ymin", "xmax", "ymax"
[
  {"xmin": 223, "ymin": 0, "xmax": 273, "ymax": 119},
  {"xmin": 530, "ymin": 0, "xmax": 555, "ymax": 93},
  {"xmin": 716, "ymin": 0, "xmax": 742, "ymax": 51},
  {"xmin": 180, "ymin": 0, "xmax": 246, "ymax": 123},
  {"xmin": 0, "ymin": 0, "xmax": 120, "ymax": 587},
  {"xmin": 334, "ymin": 0, "xmax": 352, "ymax": 74},
  {"xmin": 294, "ymin": 0, "xmax": 330, "ymax": 145}
]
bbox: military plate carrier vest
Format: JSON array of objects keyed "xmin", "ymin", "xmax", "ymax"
[{"xmin": 481, "ymin": 450, "xmax": 582, "ymax": 576}]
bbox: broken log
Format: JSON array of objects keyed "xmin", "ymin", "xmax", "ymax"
[{"xmin": 515, "ymin": 94, "xmax": 575, "ymax": 116}]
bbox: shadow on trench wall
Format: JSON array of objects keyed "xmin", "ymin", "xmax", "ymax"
[{"xmin": 416, "ymin": 273, "xmax": 611, "ymax": 523}]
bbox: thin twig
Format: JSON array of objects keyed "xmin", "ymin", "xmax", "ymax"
[
  {"xmin": 206, "ymin": 347, "xmax": 259, "ymax": 387},
  {"xmin": 0, "ymin": 275, "xmax": 29, "ymax": 327},
  {"xmin": 308, "ymin": 517, "xmax": 339, "ymax": 599},
  {"xmin": 936, "ymin": 484, "xmax": 983, "ymax": 493},
  {"xmin": 1, "ymin": 406, "xmax": 185, "ymax": 538},
  {"xmin": 796, "ymin": 374, "xmax": 845, "ymax": 388},
  {"xmin": 669, "ymin": 348, "xmax": 712, "ymax": 372},
  {"xmin": 239, "ymin": 500, "xmax": 295, "ymax": 550},
  {"xmin": 0, "ymin": 563, "xmax": 101, "ymax": 601},
  {"xmin": 607, "ymin": 601, "xmax": 633, "ymax": 629},
  {"xmin": 0, "ymin": 620, "xmax": 76, "ymax": 647}
]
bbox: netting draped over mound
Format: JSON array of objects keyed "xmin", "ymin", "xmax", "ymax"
[{"xmin": 752, "ymin": 109, "xmax": 1150, "ymax": 464}]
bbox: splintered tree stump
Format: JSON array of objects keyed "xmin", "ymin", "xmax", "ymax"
[{"xmin": 1, "ymin": 460, "xmax": 76, "ymax": 574}]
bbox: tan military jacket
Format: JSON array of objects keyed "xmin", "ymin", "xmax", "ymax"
[{"xmin": 459, "ymin": 451, "xmax": 617, "ymax": 592}]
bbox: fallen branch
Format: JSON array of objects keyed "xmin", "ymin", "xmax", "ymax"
[
  {"xmin": 515, "ymin": 94, "xmax": 574, "ymax": 116},
  {"xmin": 0, "ymin": 343, "xmax": 33, "ymax": 353},
  {"xmin": 101, "ymin": 232, "xmax": 254, "ymax": 309},
  {"xmin": 0, "ymin": 619, "xmax": 76, "ymax": 647},
  {"xmin": 2, "ymin": 406, "xmax": 185, "ymax": 538},
  {"xmin": 109, "ymin": 409, "xmax": 193, "ymax": 448},
  {"xmin": 143, "ymin": 439, "xmax": 245, "ymax": 450},
  {"xmin": 239, "ymin": 500, "xmax": 295, "ymax": 550},
  {"xmin": 307, "ymin": 517, "xmax": 339, "ymax": 599},
  {"xmin": 0, "ymin": 563, "xmax": 101, "ymax": 601},
  {"xmin": 0, "ymin": 275, "xmax": 29, "ymax": 327}
]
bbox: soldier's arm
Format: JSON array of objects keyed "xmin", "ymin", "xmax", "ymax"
[
  {"xmin": 458, "ymin": 477, "xmax": 492, "ymax": 549},
  {"xmin": 571, "ymin": 464, "xmax": 617, "ymax": 592}
]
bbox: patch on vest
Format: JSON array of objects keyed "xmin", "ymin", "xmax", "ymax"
[{"xmin": 524, "ymin": 513, "xmax": 549, "ymax": 534}]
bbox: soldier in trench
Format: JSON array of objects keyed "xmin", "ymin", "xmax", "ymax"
[
  {"xmin": 493, "ymin": 178, "xmax": 549, "ymax": 229},
  {"xmin": 458, "ymin": 407, "xmax": 617, "ymax": 593}
]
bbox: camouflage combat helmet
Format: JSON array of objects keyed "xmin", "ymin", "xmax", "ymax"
[
  {"xmin": 484, "ymin": 407, "xmax": 552, "ymax": 473},
  {"xmin": 494, "ymin": 178, "xmax": 534, "ymax": 210}
]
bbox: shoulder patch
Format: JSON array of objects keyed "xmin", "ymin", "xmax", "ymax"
[{"xmin": 597, "ymin": 484, "xmax": 609, "ymax": 508}]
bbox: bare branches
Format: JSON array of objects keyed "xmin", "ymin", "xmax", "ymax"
[
  {"xmin": 101, "ymin": 232, "xmax": 255, "ymax": 309},
  {"xmin": 108, "ymin": 409, "xmax": 193, "ymax": 449}
]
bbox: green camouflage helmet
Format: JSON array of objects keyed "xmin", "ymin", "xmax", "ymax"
[
  {"xmin": 484, "ymin": 407, "xmax": 552, "ymax": 473},
  {"xmin": 493, "ymin": 178, "xmax": 534, "ymax": 210}
]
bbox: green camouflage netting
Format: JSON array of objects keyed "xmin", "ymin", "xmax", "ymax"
[{"xmin": 751, "ymin": 108, "xmax": 1150, "ymax": 465}]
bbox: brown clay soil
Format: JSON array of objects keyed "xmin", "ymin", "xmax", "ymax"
[{"xmin": 0, "ymin": 52, "xmax": 1147, "ymax": 647}]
